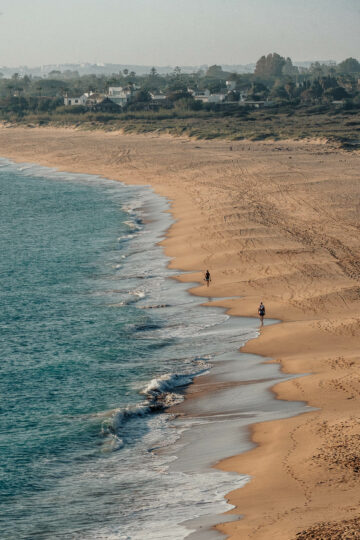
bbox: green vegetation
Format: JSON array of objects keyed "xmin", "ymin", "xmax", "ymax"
[
  {"xmin": 3, "ymin": 105, "xmax": 358, "ymax": 149},
  {"xmin": 0, "ymin": 53, "xmax": 359, "ymax": 147}
]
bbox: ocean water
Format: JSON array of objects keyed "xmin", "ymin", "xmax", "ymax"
[{"xmin": 0, "ymin": 159, "xmax": 263, "ymax": 540}]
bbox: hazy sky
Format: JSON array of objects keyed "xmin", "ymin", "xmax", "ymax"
[{"xmin": 0, "ymin": 0, "xmax": 359, "ymax": 67}]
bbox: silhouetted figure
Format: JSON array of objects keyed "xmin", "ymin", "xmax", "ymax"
[
  {"xmin": 204, "ymin": 269, "xmax": 211, "ymax": 287},
  {"xmin": 258, "ymin": 301, "xmax": 266, "ymax": 326}
]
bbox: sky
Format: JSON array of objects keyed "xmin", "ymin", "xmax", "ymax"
[{"xmin": 0, "ymin": 0, "xmax": 359, "ymax": 67}]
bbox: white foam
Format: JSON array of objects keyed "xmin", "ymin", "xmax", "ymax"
[
  {"xmin": 118, "ymin": 234, "xmax": 135, "ymax": 241},
  {"xmin": 101, "ymin": 372, "xmax": 196, "ymax": 445},
  {"xmin": 123, "ymin": 220, "xmax": 141, "ymax": 230},
  {"xmin": 142, "ymin": 373, "xmax": 193, "ymax": 398},
  {"xmin": 130, "ymin": 289, "xmax": 145, "ymax": 298}
]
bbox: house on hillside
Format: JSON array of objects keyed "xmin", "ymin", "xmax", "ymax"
[
  {"xmin": 64, "ymin": 94, "xmax": 87, "ymax": 106},
  {"xmin": 64, "ymin": 91, "xmax": 104, "ymax": 107},
  {"xmin": 188, "ymin": 88, "xmax": 210, "ymax": 100},
  {"xmin": 92, "ymin": 97, "xmax": 121, "ymax": 112},
  {"xmin": 207, "ymin": 93, "xmax": 226, "ymax": 103},
  {"xmin": 107, "ymin": 86, "xmax": 134, "ymax": 107},
  {"xmin": 108, "ymin": 86, "xmax": 124, "ymax": 97},
  {"xmin": 149, "ymin": 91, "xmax": 167, "ymax": 101},
  {"xmin": 84, "ymin": 92, "xmax": 104, "ymax": 106},
  {"xmin": 188, "ymin": 89, "xmax": 226, "ymax": 104}
]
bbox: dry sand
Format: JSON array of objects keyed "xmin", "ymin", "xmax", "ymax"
[{"xmin": 1, "ymin": 126, "xmax": 359, "ymax": 539}]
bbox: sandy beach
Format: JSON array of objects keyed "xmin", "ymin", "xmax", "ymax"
[{"xmin": 1, "ymin": 126, "xmax": 359, "ymax": 539}]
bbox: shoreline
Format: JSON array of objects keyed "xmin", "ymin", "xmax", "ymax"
[
  {"xmin": 1, "ymin": 126, "xmax": 359, "ymax": 539},
  {"xmin": 169, "ymin": 313, "xmax": 311, "ymax": 539},
  {"xmin": 2, "ymin": 153, "xmax": 305, "ymax": 539},
  {"xmin": 1, "ymin": 156, "xmax": 259, "ymax": 539}
]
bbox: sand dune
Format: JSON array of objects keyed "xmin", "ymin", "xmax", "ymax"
[{"xmin": 1, "ymin": 126, "xmax": 359, "ymax": 539}]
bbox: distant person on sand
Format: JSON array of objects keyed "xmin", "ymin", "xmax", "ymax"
[
  {"xmin": 204, "ymin": 269, "xmax": 211, "ymax": 287},
  {"xmin": 258, "ymin": 301, "xmax": 265, "ymax": 326}
]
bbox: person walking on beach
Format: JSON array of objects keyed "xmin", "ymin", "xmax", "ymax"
[
  {"xmin": 258, "ymin": 301, "xmax": 265, "ymax": 326},
  {"xmin": 204, "ymin": 269, "xmax": 211, "ymax": 287}
]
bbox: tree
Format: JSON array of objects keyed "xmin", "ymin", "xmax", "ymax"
[
  {"xmin": 310, "ymin": 80, "xmax": 323, "ymax": 98},
  {"xmin": 5, "ymin": 81, "xmax": 16, "ymax": 96},
  {"xmin": 0, "ymin": 96, "xmax": 29, "ymax": 114},
  {"xmin": 133, "ymin": 89, "xmax": 151, "ymax": 103},
  {"xmin": 167, "ymin": 90, "xmax": 192, "ymax": 102},
  {"xmin": 167, "ymin": 74, "xmax": 187, "ymax": 92},
  {"xmin": 284, "ymin": 81, "xmax": 297, "ymax": 99},
  {"xmin": 236, "ymin": 74, "xmax": 253, "ymax": 90},
  {"xmin": 309, "ymin": 62, "xmax": 326, "ymax": 78},
  {"xmin": 300, "ymin": 79, "xmax": 324, "ymax": 102},
  {"xmin": 300, "ymin": 88, "xmax": 314, "ymax": 103},
  {"xmin": 324, "ymin": 86, "xmax": 349, "ymax": 100},
  {"xmin": 248, "ymin": 82, "xmax": 269, "ymax": 100},
  {"xmin": 143, "ymin": 67, "xmax": 163, "ymax": 91},
  {"xmin": 173, "ymin": 96, "xmax": 197, "ymax": 111},
  {"xmin": 254, "ymin": 53, "xmax": 286, "ymax": 78},
  {"xmin": 225, "ymin": 90, "xmax": 240, "ymax": 102},
  {"xmin": 22, "ymin": 75, "xmax": 31, "ymax": 89},
  {"xmin": 337, "ymin": 57, "xmax": 360, "ymax": 74},
  {"xmin": 318, "ymin": 76, "xmax": 337, "ymax": 91},
  {"xmin": 34, "ymin": 79, "xmax": 68, "ymax": 97},
  {"xmin": 48, "ymin": 70, "xmax": 62, "ymax": 78},
  {"xmin": 282, "ymin": 57, "xmax": 298, "ymax": 77},
  {"xmin": 62, "ymin": 70, "xmax": 80, "ymax": 79},
  {"xmin": 352, "ymin": 93, "xmax": 360, "ymax": 106},
  {"xmin": 207, "ymin": 79, "xmax": 223, "ymax": 93},
  {"xmin": 227, "ymin": 72, "xmax": 238, "ymax": 82},
  {"xmin": 205, "ymin": 65, "xmax": 226, "ymax": 79},
  {"xmin": 270, "ymin": 84, "xmax": 288, "ymax": 100}
]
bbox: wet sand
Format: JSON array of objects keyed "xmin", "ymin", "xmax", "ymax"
[{"xmin": 1, "ymin": 126, "xmax": 359, "ymax": 539}]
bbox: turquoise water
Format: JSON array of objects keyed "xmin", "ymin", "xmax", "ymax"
[
  {"xmin": 1, "ymin": 161, "xmax": 256, "ymax": 539},
  {"xmin": 0, "ymin": 160, "xmax": 310, "ymax": 539},
  {"xmin": 0, "ymin": 165, "xmax": 160, "ymax": 533}
]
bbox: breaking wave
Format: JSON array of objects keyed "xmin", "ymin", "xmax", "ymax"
[{"xmin": 100, "ymin": 372, "xmax": 204, "ymax": 448}]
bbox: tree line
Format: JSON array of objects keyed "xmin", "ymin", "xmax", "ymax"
[{"xmin": 0, "ymin": 53, "xmax": 359, "ymax": 117}]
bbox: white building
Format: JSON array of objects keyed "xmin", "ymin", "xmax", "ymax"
[
  {"xmin": 188, "ymin": 88, "xmax": 210, "ymax": 98},
  {"xmin": 64, "ymin": 91, "xmax": 104, "ymax": 107},
  {"xmin": 108, "ymin": 87, "xmax": 124, "ymax": 97},
  {"xmin": 64, "ymin": 95, "xmax": 87, "ymax": 106},
  {"xmin": 207, "ymin": 93, "xmax": 226, "ymax": 103},
  {"xmin": 188, "ymin": 88, "xmax": 226, "ymax": 104},
  {"xmin": 107, "ymin": 86, "xmax": 133, "ymax": 107},
  {"xmin": 195, "ymin": 91, "xmax": 226, "ymax": 104},
  {"xmin": 150, "ymin": 92, "xmax": 167, "ymax": 101}
]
